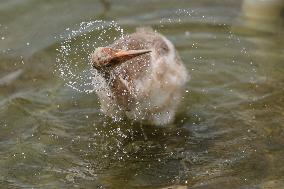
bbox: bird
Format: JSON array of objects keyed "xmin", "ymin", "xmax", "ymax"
[{"xmin": 90, "ymin": 27, "xmax": 189, "ymax": 126}]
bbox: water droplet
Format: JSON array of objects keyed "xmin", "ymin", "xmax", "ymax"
[{"xmin": 55, "ymin": 20, "xmax": 124, "ymax": 93}]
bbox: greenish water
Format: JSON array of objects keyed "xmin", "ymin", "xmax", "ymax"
[{"xmin": 0, "ymin": 0, "xmax": 284, "ymax": 188}]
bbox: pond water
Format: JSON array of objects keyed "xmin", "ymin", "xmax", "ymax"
[{"xmin": 0, "ymin": 0, "xmax": 284, "ymax": 188}]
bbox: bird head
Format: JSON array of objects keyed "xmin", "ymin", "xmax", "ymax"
[{"xmin": 91, "ymin": 47, "xmax": 151, "ymax": 70}]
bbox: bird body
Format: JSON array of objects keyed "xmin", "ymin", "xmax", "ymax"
[{"xmin": 91, "ymin": 27, "xmax": 188, "ymax": 125}]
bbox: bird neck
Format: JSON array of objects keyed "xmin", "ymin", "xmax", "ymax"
[{"xmin": 99, "ymin": 69, "xmax": 134, "ymax": 110}]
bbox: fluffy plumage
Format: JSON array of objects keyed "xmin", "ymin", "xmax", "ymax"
[{"xmin": 91, "ymin": 27, "xmax": 189, "ymax": 125}]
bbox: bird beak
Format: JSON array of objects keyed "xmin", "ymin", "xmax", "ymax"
[
  {"xmin": 114, "ymin": 49, "xmax": 151, "ymax": 58},
  {"xmin": 108, "ymin": 49, "xmax": 151, "ymax": 66}
]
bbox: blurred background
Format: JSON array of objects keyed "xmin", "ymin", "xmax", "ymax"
[{"xmin": 0, "ymin": 0, "xmax": 283, "ymax": 188}]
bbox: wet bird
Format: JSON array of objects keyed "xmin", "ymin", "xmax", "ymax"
[{"xmin": 90, "ymin": 27, "xmax": 188, "ymax": 125}]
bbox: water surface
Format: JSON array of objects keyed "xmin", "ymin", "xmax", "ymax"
[{"xmin": 0, "ymin": 0, "xmax": 284, "ymax": 188}]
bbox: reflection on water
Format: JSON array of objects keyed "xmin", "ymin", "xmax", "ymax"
[{"xmin": 0, "ymin": 0, "xmax": 284, "ymax": 188}]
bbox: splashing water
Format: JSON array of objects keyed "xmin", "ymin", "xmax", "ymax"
[
  {"xmin": 0, "ymin": 24, "xmax": 11, "ymax": 54},
  {"xmin": 2, "ymin": 1, "xmax": 283, "ymax": 188},
  {"xmin": 55, "ymin": 11, "xmax": 257, "ymax": 98},
  {"xmin": 159, "ymin": 8, "xmax": 258, "ymax": 86},
  {"xmin": 55, "ymin": 20, "xmax": 124, "ymax": 93}
]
